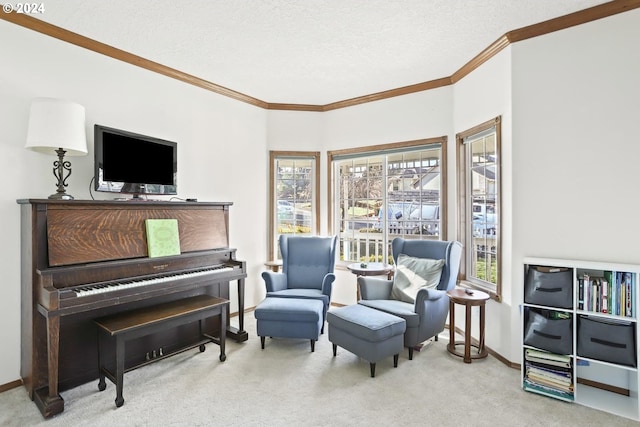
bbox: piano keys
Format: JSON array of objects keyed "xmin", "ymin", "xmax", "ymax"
[
  {"xmin": 42, "ymin": 254, "xmax": 245, "ymax": 317},
  {"xmin": 18, "ymin": 199, "xmax": 247, "ymax": 418},
  {"xmin": 71, "ymin": 265, "xmax": 233, "ymax": 297}
]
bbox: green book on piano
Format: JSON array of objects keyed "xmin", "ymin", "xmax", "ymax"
[{"xmin": 145, "ymin": 219, "xmax": 181, "ymax": 258}]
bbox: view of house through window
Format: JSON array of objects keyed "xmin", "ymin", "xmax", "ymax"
[
  {"xmin": 269, "ymin": 152, "xmax": 319, "ymax": 260},
  {"xmin": 457, "ymin": 117, "xmax": 501, "ymax": 297},
  {"xmin": 329, "ymin": 139, "xmax": 446, "ymax": 265}
]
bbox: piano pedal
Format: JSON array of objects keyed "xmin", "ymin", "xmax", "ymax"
[
  {"xmin": 159, "ymin": 347, "xmax": 164, "ymax": 357},
  {"xmin": 146, "ymin": 352, "xmax": 151, "ymax": 361},
  {"xmin": 152, "ymin": 350, "xmax": 157, "ymax": 359}
]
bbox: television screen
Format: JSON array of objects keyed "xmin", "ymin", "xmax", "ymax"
[{"xmin": 94, "ymin": 125, "xmax": 177, "ymax": 197}]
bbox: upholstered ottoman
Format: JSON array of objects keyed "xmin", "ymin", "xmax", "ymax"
[
  {"xmin": 254, "ymin": 298, "xmax": 324, "ymax": 352},
  {"xmin": 327, "ymin": 304, "xmax": 406, "ymax": 377}
]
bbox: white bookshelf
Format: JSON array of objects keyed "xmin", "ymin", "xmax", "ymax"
[{"xmin": 522, "ymin": 257, "xmax": 640, "ymax": 422}]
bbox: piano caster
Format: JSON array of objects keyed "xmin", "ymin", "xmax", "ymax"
[
  {"xmin": 220, "ymin": 354, "xmax": 226, "ymax": 362},
  {"xmin": 115, "ymin": 396, "xmax": 124, "ymax": 408},
  {"xmin": 98, "ymin": 377, "xmax": 106, "ymax": 392},
  {"xmin": 199, "ymin": 344, "xmax": 206, "ymax": 352}
]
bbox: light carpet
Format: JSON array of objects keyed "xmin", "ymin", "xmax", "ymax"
[{"xmin": 0, "ymin": 313, "xmax": 635, "ymax": 427}]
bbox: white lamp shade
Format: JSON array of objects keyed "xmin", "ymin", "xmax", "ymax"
[{"xmin": 25, "ymin": 98, "xmax": 88, "ymax": 156}]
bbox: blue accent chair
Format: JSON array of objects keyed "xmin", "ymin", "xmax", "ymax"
[
  {"xmin": 358, "ymin": 238, "xmax": 463, "ymax": 360},
  {"xmin": 261, "ymin": 235, "xmax": 338, "ymax": 333}
]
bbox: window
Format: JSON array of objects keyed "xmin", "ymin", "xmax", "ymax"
[
  {"xmin": 456, "ymin": 117, "xmax": 501, "ymax": 299},
  {"xmin": 269, "ymin": 151, "xmax": 320, "ymax": 260},
  {"xmin": 328, "ymin": 138, "xmax": 447, "ymax": 265}
]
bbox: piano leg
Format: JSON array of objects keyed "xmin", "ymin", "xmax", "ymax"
[
  {"xmin": 226, "ymin": 277, "xmax": 248, "ymax": 342},
  {"xmin": 34, "ymin": 314, "xmax": 64, "ymax": 418},
  {"xmin": 115, "ymin": 336, "xmax": 125, "ymax": 407},
  {"xmin": 219, "ymin": 303, "xmax": 227, "ymax": 362},
  {"xmin": 97, "ymin": 332, "xmax": 106, "ymax": 392}
]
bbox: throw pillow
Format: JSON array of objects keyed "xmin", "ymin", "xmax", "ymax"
[{"xmin": 390, "ymin": 254, "xmax": 445, "ymax": 303}]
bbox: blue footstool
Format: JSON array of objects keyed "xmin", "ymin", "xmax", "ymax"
[
  {"xmin": 254, "ymin": 298, "xmax": 324, "ymax": 352},
  {"xmin": 327, "ymin": 304, "xmax": 406, "ymax": 377}
]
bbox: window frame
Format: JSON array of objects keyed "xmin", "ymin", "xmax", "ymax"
[
  {"xmin": 268, "ymin": 151, "xmax": 320, "ymax": 261},
  {"xmin": 327, "ymin": 137, "xmax": 447, "ymax": 266},
  {"xmin": 456, "ymin": 116, "xmax": 502, "ymax": 301}
]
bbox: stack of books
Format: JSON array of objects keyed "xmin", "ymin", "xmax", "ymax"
[{"xmin": 523, "ymin": 349, "xmax": 574, "ymax": 401}]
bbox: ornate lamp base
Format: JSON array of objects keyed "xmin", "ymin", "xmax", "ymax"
[{"xmin": 48, "ymin": 148, "xmax": 76, "ymax": 200}]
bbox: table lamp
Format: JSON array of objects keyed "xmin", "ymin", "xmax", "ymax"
[{"xmin": 25, "ymin": 98, "xmax": 88, "ymax": 200}]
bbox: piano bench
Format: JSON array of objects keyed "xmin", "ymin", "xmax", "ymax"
[{"xmin": 94, "ymin": 294, "xmax": 229, "ymax": 408}]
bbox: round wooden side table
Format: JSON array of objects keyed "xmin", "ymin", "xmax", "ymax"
[
  {"xmin": 347, "ymin": 262, "xmax": 394, "ymax": 301},
  {"xmin": 264, "ymin": 260, "xmax": 282, "ymax": 272},
  {"xmin": 446, "ymin": 288, "xmax": 490, "ymax": 363}
]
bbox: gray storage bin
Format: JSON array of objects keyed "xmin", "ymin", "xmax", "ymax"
[
  {"xmin": 524, "ymin": 266, "xmax": 573, "ymax": 309},
  {"xmin": 524, "ymin": 308, "xmax": 573, "ymax": 355},
  {"xmin": 577, "ymin": 315, "xmax": 636, "ymax": 367}
]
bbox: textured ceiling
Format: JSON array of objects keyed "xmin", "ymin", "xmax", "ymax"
[{"xmin": 35, "ymin": 0, "xmax": 610, "ymax": 105}]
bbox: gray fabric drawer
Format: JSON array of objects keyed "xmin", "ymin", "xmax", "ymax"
[
  {"xmin": 577, "ymin": 315, "xmax": 636, "ymax": 367},
  {"xmin": 523, "ymin": 308, "xmax": 572, "ymax": 355},
  {"xmin": 524, "ymin": 266, "xmax": 573, "ymax": 309}
]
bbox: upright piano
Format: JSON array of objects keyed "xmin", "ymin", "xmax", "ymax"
[{"xmin": 18, "ymin": 199, "xmax": 247, "ymax": 418}]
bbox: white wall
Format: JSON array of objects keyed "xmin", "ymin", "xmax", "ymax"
[
  {"xmin": 0, "ymin": 20, "xmax": 269, "ymax": 386},
  {"xmin": 510, "ymin": 9, "xmax": 640, "ymax": 359}
]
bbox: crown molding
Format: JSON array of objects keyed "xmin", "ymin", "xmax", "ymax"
[
  {"xmin": 507, "ymin": 0, "xmax": 640, "ymax": 43},
  {"xmin": 2, "ymin": 0, "xmax": 639, "ymax": 112},
  {"xmin": 322, "ymin": 77, "xmax": 453, "ymax": 111},
  {"xmin": 266, "ymin": 103, "xmax": 324, "ymax": 112},
  {"xmin": 0, "ymin": 11, "xmax": 268, "ymax": 109}
]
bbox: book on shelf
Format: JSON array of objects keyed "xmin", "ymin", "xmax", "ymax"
[
  {"xmin": 524, "ymin": 349, "xmax": 571, "ymax": 368},
  {"xmin": 525, "ymin": 359, "xmax": 571, "ymax": 375},
  {"xmin": 609, "ymin": 271, "xmax": 620, "ymax": 315},
  {"xmin": 625, "ymin": 272, "xmax": 634, "ymax": 317},
  {"xmin": 578, "ymin": 278, "xmax": 584, "ymax": 310},
  {"xmin": 614, "ymin": 271, "xmax": 624, "ymax": 317},
  {"xmin": 526, "ymin": 376, "xmax": 571, "ymax": 393},
  {"xmin": 145, "ymin": 219, "xmax": 181, "ymax": 258},
  {"xmin": 523, "ymin": 379, "xmax": 574, "ymax": 400},
  {"xmin": 525, "ymin": 366, "xmax": 571, "ymax": 385},
  {"xmin": 583, "ymin": 274, "xmax": 590, "ymax": 311},
  {"xmin": 591, "ymin": 277, "xmax": 600, "ymax": 312},
  {"xmin": 601, "ymin": 278, "xmax": 608, "ymax": 314},
  {"xmin": 604, "ymin": 271, "xmax": 613, "ymax": 313},
  {"xmin": 526, "ymin": 376, "xmax": 573, "ymax": 393}
]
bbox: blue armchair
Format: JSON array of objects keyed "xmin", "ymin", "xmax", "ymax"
[
  {"xmin": 261, "ymin": 235, "xmax": 338, "ymax": 332},
  {"xmin": 358, "ymin": 238, "xmax": 462, "ymax": 359}
]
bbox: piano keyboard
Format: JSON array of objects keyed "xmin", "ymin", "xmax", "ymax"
[{"xmin": 73, "ymin": 265, "xmax": 234, "ymax": 297}]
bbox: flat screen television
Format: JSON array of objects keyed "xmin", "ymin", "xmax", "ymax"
[{"xmin": 94, "ymin": 124, "xmax": 177, "ymax": 197}]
